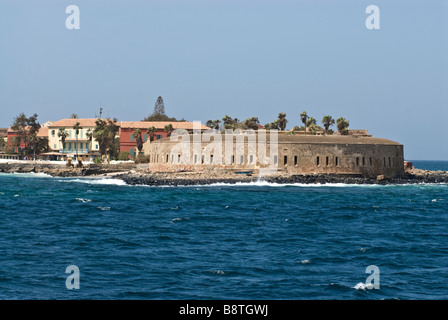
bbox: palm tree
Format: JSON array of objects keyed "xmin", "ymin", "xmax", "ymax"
[
  {"xmin": 336, "ymin": 117, "xmax": 350, "ymax": 135},
  {"xmin": 321, "ymin": 115, "xmax": 335, "ymax": 135},
  {"xmin": 277, "ymin": 112, "xmax": 287, "ymax": 131},
  {"xmin": 147, "ymin": 126, "xmax": 156, "ymax": 141},
  {"xmin": 164, "ymin": 124, "xmax": 174, "ymax": 137},
  {"xmin": 133, "ymin": 128, "xmax": 143, "ymax": 155},
  {"xmin": 86, "ymin": 129, "xmax": 93, "ymax": 153},
  {"xmin": 300, "ymin": 111, "xmax": 309, "ymax": 135},
  {"xmin": 57, "ymin": 128, "xmax": 68, "ymax": 153},
  {"xmin": 73, "ymin": 122, "xmax": 81, "ymax": 161}
]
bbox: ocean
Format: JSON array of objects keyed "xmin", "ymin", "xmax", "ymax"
[{"xmin": 0, "ymin": 160, "xmax": 447, "ymax": 300}]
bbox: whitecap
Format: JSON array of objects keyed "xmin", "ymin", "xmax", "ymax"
[
  {"xmin": 76, "ymin": 198, "xmax": 92, "ymax": 203},
  {"xmin": 353, "ymin": 282, "xmax": 373, "ymax": 290},
  {"xmin": 97, "ymin": 206, "xmax": 111, "ymax": 211},
  {"xmin": 207, "ymin": 270, "xmax": 225, "ymax": 275},
  {"xmin": 61, "ymin": 178, "xmax": 127, "ymax": 186},
  {"xmin": 170, "ymin": 217, "xmax": 190, "ymax": 223},
  {"xmin": 298, "ymin": 259, "xmax": 311, "ymax": 264},
  {"xmin": 14, "ymin": 194, "xmax": 19, "ymax": 197}
]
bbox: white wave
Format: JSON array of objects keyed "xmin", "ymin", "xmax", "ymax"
[
  {"xmin": 75, "ymin": 198, "xmax": 92, "ymax": 203},
  {"xmin": 4, "ymin": 172, "xmax": 53, "ymax": 178},
  {"xmin": 59, "ymin": 178, "xmax": 127, "ymax": 186},
  {"xmin": 298, "ymin": 259, "xmax": 311, "ymax": 264},
  {"xmin": 189, "ymin": 181, "xmax": 382, "ymax": 188},
  {"xmin": 97, "ymin": 206, "xmax": 111, "ymax": 211},
  {"xmin": 353, "ymin": 282, "xmax": 374, "ymax": 290}
]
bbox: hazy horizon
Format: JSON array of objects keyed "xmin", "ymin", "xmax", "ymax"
[{"xmin": 1, "ymin": 0, "xmax": 447, "ymax": 160}]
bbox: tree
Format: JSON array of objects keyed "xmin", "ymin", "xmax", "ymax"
[
  {"xmin": 133, "ymin": 128, "xmax": 143, "ymax": 155},
  {"xmin": 57, "ymin": 128, "xmax": 68, "ymax": 152},
  {"xmin": 73, "ymin": 122, "xmax": 81, "ymax": 161},
  {"xmin": 277, "ymin": 112, "xmax": 287, "ymax": 131},
  {"xmin": 93, "ymin": 118, "xmax": 119, "ymax": 159},
  {"xmin": 147, "ymin": 126, "xmax": 156, "ymax": 141},
  {"xmin": 242, "ymin": 117, "xmax": 260, "ymax": 130},
  {"xmin": 336, "ymin": 117, "xmax": 350, "ymax": 135},
  {"xmin": 206, "ymin": 119, "xmax": 221, "ymax": 130},
  {"xmin": 0, "ymin": 136, "xmax": 5, "ymax": 152},
  {"xmin": 154, "ymin": 96, "xmax": 165, "ymax": 115},
  {"xmin": 11, "ymin": 113, "xmax": 41, "ymax": 156},
  {"xmin": 222, "ymin": 115, "xmax": 240, "ymax": 130},
  {"xmin": 164, "ymin": 124, "xmax": 174, "ymax": 137},
  {"xmin": 321, "ymin": 115, "xmax": 335, "ymax": 135},
  {"xmin": 264, "ymin": 120, "xmax": 280, "ymax": 130},
  {"xmin": 143, "ymin": 96, "xmax": 182, "ymax": 122},
  {"xmin": 300, "ymin": 111, "xmax": 309, "ymax": 135},
  {"xmin": 86, "ymin": 129, "xmax": 93, "ymax": 153}
]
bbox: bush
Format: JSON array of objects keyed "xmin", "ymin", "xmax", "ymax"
[
  {"xmin": 93, "ymin": 157, "xmax": 103, "ymax": 164},
  {"xmin": 118, "ymin": 151, "xmax": 130, "ymax": 161},
  {"xmin": 134, "ymin": 154, "xmax": 150, "ymax": 164}
]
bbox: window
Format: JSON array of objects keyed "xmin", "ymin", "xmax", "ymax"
[
  {"xmin": 156, "ymin": 134, "xmax": 162, "ymax": 140},
  {"xmin": 210, "ymin": 155, "xmax": 214, "ymax": 164},
  {"xmin": 231, "ymin": 155, "xmax": 235, "ymax": 164},
  {"xmin": 326, "ymin": 156, "xmax": 329, "ymax": 166},
  {"xmin": 143, "ymin": 134, "xmax": 148, "ymax": 142},
  {"xmin": 194, "ymin": 154, "xmax": 198, "ymax": 164},
  {"xmin": 294, "ymin": 156, "xmax": 298, "ymax": 166},
  {"xmin": 284, "ymin": 155, "xmax": 287, "ymax": 166},
  {"xmin": 383, "ymin": 157, "xmax": 386, "ymax": 166},
  {"xmin": 362, "ymin": 157, "xmax": 365, "ymax": 166},
  {"xmin": 130, "ymin": 134, "xmax": 135, "ymax": 142},
  {"xmin": 54, "ymin": 144, "xmax": 57, "ymax": 149},
  {"xmin": 356, "ymin": 157, "xmax": 359, "ymax": 166},
  {"xmin": 69, "ymin": 142, "xmax": 72, "ymax": 150},
  {"xmin": 250, "ymin": 155, "xmax": 254, "ymax": 164},
  {"xmin": 178, "ymin": 154, "xmax": 181, "ymax": 163},
  {"xmin": 335, "ymin": 156, "xmax": 339, "ymax": 166},
  {"xmin": 51, "ymin": 130, "xmax": 55, "ymax": 136},
  {"xmin": 80, "ymin": 143, "xmax": 83, "ymax": 150},
  {"xmin": 240, "ymin": 155, "xmax": 244, "ymax": 165},
  {"xmin": 274, "ymin": 155, "xmax": 278, "ymax": 166},
  {"xmin": 202, "ymin": 155, "xmax": 205, "ymax": 164},
  {"xmin": 130, "ymin": 148, "xmax": 135, "ymax": 156},
  {"xmin": 95, "ymin": 144, "xmax": 98, "ymax": 149},
  {"xmin": 389, "ymin": 157, "xmax": 391, "ymax": 166},
  {"xmin": 316, "ymin": 156, "xmax": 320, "ymax": 166},
  {"xmin": 166, "ymin": 154, "xmax": 169, "ymax": 163},
  {"xmin": 171, "ymin": 154, "xmax": 174, "ymax": 163}
]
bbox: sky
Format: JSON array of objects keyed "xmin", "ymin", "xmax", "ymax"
[{"xmin": 0, "ymin": 0, "xmax": 447, "ymax": 160}]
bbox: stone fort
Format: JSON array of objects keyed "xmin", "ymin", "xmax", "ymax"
[{"xmin": 142, "ymin": 131, "xmax": 404, "ymax": 178}]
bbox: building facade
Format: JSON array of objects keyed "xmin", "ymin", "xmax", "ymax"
[
  {"xmin": 119, "ymin": 121, "xmax": 210, "ymax": 156},
  {"xmin": 47, "ymin": 119, "xmax": 101, "ymax": 159}
]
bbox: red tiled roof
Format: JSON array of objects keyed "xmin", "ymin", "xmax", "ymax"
[
  {"xmin": 48, "ymin": 118, "xmax": 101, "ymax": 127},
  {"xmin": 120, "ymin": 121, "xmax": 210, "ymax": 130}
]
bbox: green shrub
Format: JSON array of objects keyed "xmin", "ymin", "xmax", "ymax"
[
  {"xmin": 93, "ymin": 157, "xmax": 103, "ymax": 164},
  {"xmin": 134, "ymin": 154, "xmax": 150, "ymax": 164},
  {"xmin": 118, "ymin": 151, "xmax": 130, "ymax": 161}
]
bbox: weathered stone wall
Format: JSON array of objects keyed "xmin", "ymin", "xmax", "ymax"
[{"xmin": 143, "ymin": 134, "xmax": 404, "ymax": 178}]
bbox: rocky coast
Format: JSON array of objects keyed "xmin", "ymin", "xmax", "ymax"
[{"xmin": 1, "ymin": 161, "xmax": 447, "ymax": 186}]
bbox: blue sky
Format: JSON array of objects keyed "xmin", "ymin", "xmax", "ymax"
[{"xmin": 0, "ymin": 0, "xmax": 447, "ymax": 159}]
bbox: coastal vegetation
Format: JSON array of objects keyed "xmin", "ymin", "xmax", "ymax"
[
  {"xmin": 10, "ymin": 113, "xmax": 47, "ymax": 157},
  {"xmin": 143, "ymin": 96, "xmax": 185, "ymax": 122},
  {"xmin": 93, "ymin": 118, "xmax": 120, "ymax": 160}
]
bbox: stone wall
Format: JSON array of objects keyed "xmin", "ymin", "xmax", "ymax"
[{"xmin": 142, "ymin": 133, "xmax": 404, "ymax": 178}]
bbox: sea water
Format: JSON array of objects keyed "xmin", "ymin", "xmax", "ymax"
[{"xmin": 0, "ymin": 161, "xmax": 447, "ymax": 299}]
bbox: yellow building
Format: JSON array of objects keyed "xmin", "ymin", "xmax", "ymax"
[{"xmin": 47, "ymin": 119, "xmax": 101, "ymax": 159}]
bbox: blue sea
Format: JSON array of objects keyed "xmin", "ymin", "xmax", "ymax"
[{"xmin": 0, "ymin": 160, "xmax": 447, "ymax": 300}]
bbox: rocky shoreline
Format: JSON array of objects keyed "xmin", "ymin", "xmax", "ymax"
[
  {"xmin": 116, "ymin": 169, "xmax": 448, "ymax": 186},
  {"xmin": 1, "ymin": 161, "xmax": 447, "ymax": 186}
]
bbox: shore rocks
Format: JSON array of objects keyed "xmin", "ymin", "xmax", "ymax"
[{"xmin": 1, "ymin": 162, "xmax": 447, "ymax": 186}]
